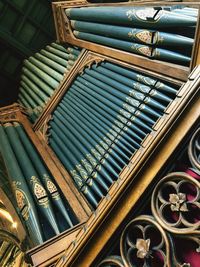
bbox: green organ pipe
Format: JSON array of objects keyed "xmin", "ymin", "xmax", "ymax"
[
  {"xmin": 14, "ymin": 122, "xmax": 74, "ymax": 228},
  {"xmin": 0, "ymin": 124, "xmax": 44, "ymax": 246},
  {"xmin": 4, "ymin": 124, "xmax": 60, "ymax": 235}
]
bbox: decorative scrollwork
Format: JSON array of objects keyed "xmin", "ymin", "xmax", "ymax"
[
  {"xmin": 0, "ymin": 103, "xmax": 28, "ymax": 123},
  {"xmin": 120, "ymin": 215, "xmax": 170, "ymax": 267},
  {"xmin": 0, "ymin": 113, "xmax": 17, "ymax": 123},
  {"xmin": 78, "ymin": 55, "xmax": 105, "ymax": 75},
  {"xmin": 151, "ymin": 172, "xmax": 200, "ymax": 234},
  {"xmin": 188, "ymin": 128, "xmax": 200, "ymax": 171},
  {"xmin": 39, "ymin": 115, "xmax": 52, "ymax": 144}
]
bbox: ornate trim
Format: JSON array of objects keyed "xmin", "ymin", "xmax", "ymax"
[
  {"xmin": 78, "ymin": 54, "xmax": 105, "ymax": 75},
  {"xmin": 39, "ymin": 115, "xmax": 52, "ymax": 144},
  {"xmin": 98, "ymin": 170, "xmax": 200, "ymax": 267},
  {"xmin": 0, "ymin": 103, "xmax": 28, "ymax": 123}
]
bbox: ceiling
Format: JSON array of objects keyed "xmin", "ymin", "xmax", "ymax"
[{"xmin": 0, "ymin": 0, "xmax": 56, "ymax": 107}]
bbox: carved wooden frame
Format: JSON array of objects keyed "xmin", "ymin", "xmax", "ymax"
[
  {"xmin": 32, "ymin": 50, "xmax": 200, "ymax": 265},
  {"xmin": 54, "ymin": 66, "xmax": 200, "ymax": 267},
  {"xmin": 52, "ymin": 1, "xmax": 200, "ymax": 81}
]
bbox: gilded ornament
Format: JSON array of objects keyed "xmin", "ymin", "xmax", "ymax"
[
  {"xmin": 119, "ymin": 109, "xmax": 131, "ymax": 119},
  {"xmin": 31, "ymin": 176, "xmax": 47, "ymax": 199},
  {"xmin": 136, "ymin": 46, "xmax": 152, "ymax": 57},
  {"xmin": 91, "ymin": 149, "xmax": 102, "ymax": 160},
  {"xmin": 100, "ymin": 141, "xmax": 109, "ymax": 150},
  {"xmin": 76, "ymin": 164, "xmax": 88, "ymax": 179},
  {"xmin": 136, "ymin": 74, "xmax": 155, "ymax": 86},
  {"xmin": 43, "ymin": 174, "xmax": 58, "ymax": 193},
  {"xmin": 113, "ymin": 123, "xmax": 124, "ymax": 131},
  {"xmin": 132, "ymin": 82, "xmax": 150, "ymax": 94},
  {"xmin": 135, "ymin": 30, "xmax": 153, "ymax": 44},
  {"xmin": 136, "ymin": 238, "xmax": 151, "ymax": 259},
  {"xmin": 15, "ymin": 189, "xmax": 29, "ymax": 220},
  {"xmin": 106, "ymin": 132, "xmax": 115, "ymax": 141},
  {"xmin": 86, "ymin": 154, "xmax": 97, "ymax": 166},
  {"xmin": 70, "ymin": 170, "xmax": 83, "ymax": 187},
  {"xmin": 46, "ymin": 180, "xmax": 57, "ymax": 194},
  {"xmin": 116, "ymin": 115, "xmax": 127, "ymax": 124},
  {"xmin": 126, "ymin": 9, "xmax": 136, "ymax": 21},
  {"xmin": 103, "ymin": 136, "xmax": 112, "ymax": 145},
  {"xmin": 129, "ymin": 91, "xmax": 144, "ymax": 101},
  {"xmin": 169, "ymin": 193, "xmax": 188, "ymax": 212},
  {"xmin": 123, "ymin": 103, "xmax": 136, "ymax": 113},
  {"xmin": 135, "ymin": 8, "xmax": 159, "ymax": 22},
  {"xmin": 96, "ymin": 144, "xmax": 105, "ymax": 154},
  {"xmin": 81, "ymin": 159, "xmax": 93, "ymax": 173},
  {"xmin": 126, "ymin": 97, "xmax": 140, "ymax": 106},
  {"xmin": 109, "ymin": 129, "xmax": 118, "ymax": 137}
]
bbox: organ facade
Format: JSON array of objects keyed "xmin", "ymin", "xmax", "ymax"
[{"xmin": 0, "ymin": 1, "xmax": 199, "ymax": 266}]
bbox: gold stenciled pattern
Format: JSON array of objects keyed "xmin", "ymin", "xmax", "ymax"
[
  {"xmin": 43, "ymin": 174, "xmax": 58, "ymax": 194},
  {"xmin": 136, "ymin": 46, "xmax": 152, "ymax": 57},
  {"xmin": 134, "ymin": 30, "xmax": 153, "ymax": 44},
  {"xmin": 15, "ymin": 189, "xmax": 30, "ymax": 221},
  {"xmin": 30, "ymin": 176, "xmax": 47, "ymax": 200}
]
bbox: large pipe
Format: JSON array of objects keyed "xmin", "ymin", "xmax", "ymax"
[
  {"xmin": 14, "ymin": 122, "xmax": 74, "ymax": 228},
  {"xmin": 66, "ymin": 6, "xmax": 196, "ymax": 28},
  {"xmin": 0, "ymin": 125, "xmax": 44, "ymax": 245},
  {"xmin": 4, "ymin": 124, "xmax": 60, "ymax": 236},
  {"xmin": 73, "ymin": 31, "xmax": 191, "ymax": 64},
  {"xmin": 71, "ymin": 20, "xmax": 194, "ymax": 47}
]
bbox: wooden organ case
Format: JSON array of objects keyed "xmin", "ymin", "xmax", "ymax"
[{"xmin": 0, "ymin": 1, "xmax": 200, "ymax": 266}]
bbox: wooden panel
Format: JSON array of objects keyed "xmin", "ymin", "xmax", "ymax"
[{"xmin": 27, "ymin": 223, "xmax": 85, "ymax": 267}]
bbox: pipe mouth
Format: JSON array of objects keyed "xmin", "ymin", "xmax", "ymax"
[
  {"xmin": 73, "ymin": 31, "xmax": 79, "ymax": 37},
  {"xmin": 3, "ymin": 122, "xmax": 12, "ymax": 128},
  {"xmin": 65, "ymin": 8, "xmax": 71, "ymax": 17},
  {"xmin": 13, "ymin": 122, "xmax": 20, "ymax": 127},
  {"xmin": 71, "ymin": 20, "xmax": 76, "ymax": 28}
]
